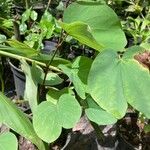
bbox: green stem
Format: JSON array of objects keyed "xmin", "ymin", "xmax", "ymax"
[
  {"xmin": 0, "ymin": 51, "xmax": 61, "ymax": 72},
  {"xmin": 90, "ymin": 121, "xmax": 105, "ymax": 142},
  {"xmin": 42, "ymin": 33, "xmax": 67, "ymax": 86}
]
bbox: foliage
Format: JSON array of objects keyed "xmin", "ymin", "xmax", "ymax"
[{"xmin": 0, "ymin": 0, "xmax": 149, "ymax": 149}]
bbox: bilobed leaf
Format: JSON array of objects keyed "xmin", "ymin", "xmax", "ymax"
[
  {"xmin": 88, "ymin": 49, "xmax": 150, "ymax": 119},
  {"xmin": 0, "ymin": 93, "xmax": 45, "ymax": 150},
  {"xmin": 85, "ymin": 96, "xmax": 117, "ymax": 125},
  {"xmin": 21, "ymin": 60, "xmax": 38, "ymax": 113},
  {"xmin": 63, "ymin": 2, "xmax": 127, "ymax": 51},
  {"xmin": 33, "ymin": 94, "xmax": 81, "ymax": 143},
  {"xmin": 59, "ymin": 21, "xmax": 103, "ymax": 51},
  {"xmin": 0, "ymin": 132, "xmax": 18, "ymax": 150}
]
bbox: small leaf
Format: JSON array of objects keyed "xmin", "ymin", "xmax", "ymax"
[
  {"xmin": 0, "ymin": 132, "xmax": 18, "ymax": 150},
  {"xmin": 22, "ymin": 8, "xmax": 31, "ymax": 22},
  {"xmin": 30, "ymin": 10, "xmax": 38, "ymax": 21},
  {"xmin": 0, "ymin": 34, "xmax": 6, "ymax": 43}
]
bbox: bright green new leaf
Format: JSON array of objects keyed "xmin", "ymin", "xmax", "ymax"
[
  {"xmin": 0, "ymin": 93, "xmax": 45, "ymax": 150},
  {"xmin": 0, "ymin": 132, "xmax": 18, "ymax": 150},
  {"xmin": 59, "ymin": 21, "xmax": 103, "ymax": 51},
  {"xmin": 63, "ymin": 2, "xmax": 127, "ymax": 51},
  {"xmin": 85, "ymin": 96, "xmax": 117, "ymax": 125},
  {"xmin": 40, "ymin": 11, "xmax": 55, "ymax": 38},
  {"xmin": 59, "ymin": 56, "xmax": 92, "ymax": 99},
  {"xmin": 31, "ymin": 10, "xmax": 38, "ymax": 21},
  {"xmin": 88, "ymin": 48, "xmax": 150, "ymax": 119},
  {"xmin": 22, "ymin": 8, "xmax": 31, "ymax": 22},
  {"xmin": 33, "ymin": 94, "xmax": 81, "ymax": 143},
  {"xmin": 21, "ymin": 60, "xmax": 38, "ymax": 113}
]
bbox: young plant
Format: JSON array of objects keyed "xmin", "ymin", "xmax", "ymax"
[{"xmin": 0, "ymin": 1, "xmax": 149, "ymax": 150}]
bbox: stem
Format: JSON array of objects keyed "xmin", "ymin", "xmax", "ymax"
[
  {"xmin": 23, "ymin": 0, "xmax": 30, "ymax": 9},
  {"xmin": 0, "ymin": 51, "xmax": 61, "ymax": 72},
  {"xmin": 46, "ymin": 0, "xmax": 51, "ymax": 11},
  {"xmin": 13, "ymin": 21, "xmax": 21, "ymax": 41},
  {"xmin": 90, "ymin": 121, "xmax": 105, "ymax": 142},
  {"xmin": 0, "ymin": 76, "xmax": 4, "ymax": 93},
  {"xmin": 42, "ymin": 33, "xmax": 67, "ymax": 86}
]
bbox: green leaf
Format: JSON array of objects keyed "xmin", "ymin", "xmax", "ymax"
[
  {"xmin": 22, "ymin": 8, "xmax": 31, "ymax": 22},
  {"xmin": 63, "ymin": 2, "xmax": 127, "ymax": 51},
  {"xmin": 0, "ymin": 34, "xmax": 6, "ymax": 43},
  {"xmin": 59, "ymin": 21, "xmax": 103, "ymax": 51},
  {"xmin": 58, "ymin": 94, "xmax": 81, "ymax": 128},
  {"xmin": 21, "ymin": 60, "xmax": 38, "ymax": 113},
  {"xmin": 123, "ymin": 46, "xmax": 144, "ymax": 59},
  {"xmin": 0, "ymin": 93, "xmax": 45, "ymax": 150},
  {"xmin": 33, "ymin": 101, "xmax": 61, "ymax": 143},
  {"xmin": 33, "ymin": 94, "xmax": 81, "ymax": 143},
  {"xmin": 31, "ymin": 63, "xmax": 63, "ymax": 85},
  {"xmin": 0, "ymin": 132, "xmax": 18, "ymax": 150},
  {"xmin": 140, "ymin": 43, "xmax": 150, "ymax": 51},
  {"xmin": 88, "ymin": 49, "xmax": 150, "ymax": 119},
  {"xmin": 40, "ymin": 11, "xmax": 55, "ymax": 38},
  {"xmin": 59, "ymin": 56, "xmax": 92, "ymax": 99},
  {"xmin": 46, "ymin": 87, "xmax": 74, "ymax": 104},
  {"xmin": 85, "ymin": 96, "xmax": 117, "ymax": 125},
  {"xmin": 6, "ymin": 40, "xmax": 38, "ymax": 57},
  {"xmin": 30, "ymin": 10, "xmax": 38, "ymax": 21}
]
